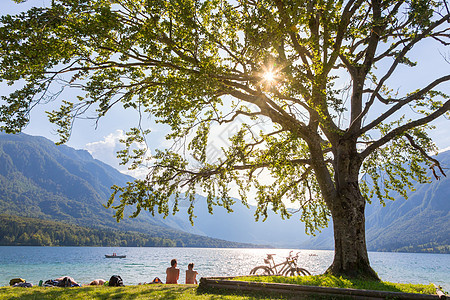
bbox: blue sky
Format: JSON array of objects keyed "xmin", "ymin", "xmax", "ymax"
[{"xmin": 1, "ymin": 0, "xmax": 450, "ymax": 178}]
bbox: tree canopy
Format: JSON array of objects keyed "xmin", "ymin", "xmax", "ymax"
[{"xmin": 1, "ymin": 0, "xmax": 449, "ymax": 278}]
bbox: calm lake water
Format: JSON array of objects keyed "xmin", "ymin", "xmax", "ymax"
[{"xmin": 0, "ymin": 246, "xmax": 448, "ymax": 291}]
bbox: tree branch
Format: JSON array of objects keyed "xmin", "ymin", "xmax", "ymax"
[
  {"xmin": 152, "ymin": 157, "xmax": 313, "ymax": 188},
  {"xmin": 360, "ymin": 74, "xmax": 450, "ymax": 135},
  {"xmin": 274, "ymin": 0, "xmax": 314, "ymax": 80},
  {"xmin": 404, "ymin": 133, "xmax": 446, "ymax": 179},
  {"xmin": 360, "ymin": 99, "xmax": 450, "ymax": 159},
  {"xmin": 347, "ymin": 14, "xmax": 450, "ymax": 135}
]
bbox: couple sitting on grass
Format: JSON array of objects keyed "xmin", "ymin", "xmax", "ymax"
[{"xmin": 166, "ymin": 259, "xmax": 198, "ymax": 284}]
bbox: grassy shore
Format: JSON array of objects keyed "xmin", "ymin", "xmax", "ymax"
[
  {"xmin": 235, "ymin": 275, "xmax": 437, "ymax": 294},
  {"xmin": 0, "ymin": 275, "xmax": 441, "ymax": 300}
]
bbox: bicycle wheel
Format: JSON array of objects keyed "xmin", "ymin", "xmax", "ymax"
[
  {"xmin": 284, "ymin": 267, "xmax": 311, "ymax": 276},
  {"xmin": 249, "ymin": 266, "xmax": 273, "ymax": 276}
]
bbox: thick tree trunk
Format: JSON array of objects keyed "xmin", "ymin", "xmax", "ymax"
[
  {"xmin": 325, "ymin": 181, "xmax": 379, "ymax": 280},
  {"xmin": 318, "ymin": 140, "xmax": 380, "ymax": 280}
]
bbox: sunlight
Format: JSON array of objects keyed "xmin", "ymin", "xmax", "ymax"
[
  {"xmin": 260, "ymin": 65, "xmax": 280, "ymax": 87},
  {"xmin": 263, "ymin": 70, "xmax": 275, "ymax": 83}
]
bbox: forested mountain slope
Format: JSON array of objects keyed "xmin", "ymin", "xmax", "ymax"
[
  {"xmin": 0, "ymin": 214, "xmax": 177, "ymax": 247},
  {"xmin": 0, "ymin": 132, "xmax": 257, "ymax": 248},
  {"xmin": 0, "ymin": 133, "xmax": 132, "ymax": 227},
  {"xmin": 364, "ymin": 151, "xmax": 450, "ymax": 253}
]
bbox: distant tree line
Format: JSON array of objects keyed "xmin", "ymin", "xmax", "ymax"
[
  {"xmin": 0, "ymin": 214, "xmax": 177, "ymax": 247},
  {"xmin": 0, "ymin": 214, "xmax": 260, "ymax": 248},
  {"xmin": 385, "ymin": 243, "xmax": 450, "ymax": 254}
]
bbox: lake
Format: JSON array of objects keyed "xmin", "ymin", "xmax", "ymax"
[{"xmin": 0, "ymin": 246, "xmax": 448, "ymax": 291}]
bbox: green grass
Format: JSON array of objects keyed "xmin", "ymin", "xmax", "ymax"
[
  {"xmin": 235, "ymin": 274, "xmax": 437, "ymax": 294},
  {"xmin": 0, "ymin": 276, "xmax": 441, "ymax": 299},
  {"xmin": 0, "ymin": 285, "xmax": 292, "ymax": 300}
]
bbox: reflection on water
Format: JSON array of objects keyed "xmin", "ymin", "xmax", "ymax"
[{"xmin": 0, "ymin": 247, "xmax": 448, "ymax": 291}]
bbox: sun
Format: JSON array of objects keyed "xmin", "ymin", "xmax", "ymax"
[
  {"xmin": 260, "ymin": 65, "xmax": 280, "ymax": 86},
  {"xmin": 263, "ymin": 70, "xmax": 276, "ymax": 83}
]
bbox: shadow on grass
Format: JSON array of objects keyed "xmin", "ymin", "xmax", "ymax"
[
  {"xmin": 197, "ymin": 286, "xmax": 290, "ymax": 300},
  {"xmin": 196, "ymin": 286, "xmax": 355, "ymax": 300},
  {"xmin": 238, "ymin": 275, "xmax": 408, "ymax": 293},
  {"xmin": 299, "ymin": 276, "xmax": 406, "ymax": 293}
]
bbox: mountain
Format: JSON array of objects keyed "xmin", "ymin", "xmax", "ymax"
[
  {"xmin": 364, "ymin": 150, "xmax": 450, "ymax": 253},
  {"xmin": 299, "ymin": 150, "xmax": 450, "ymax": 253},
  {"xmin": 0, "ymin": 132, "xmax": 258, "ymax": 248},
  {"xmin": 0, "ymin": 133, "xmax": 131, "ymax": 226}
]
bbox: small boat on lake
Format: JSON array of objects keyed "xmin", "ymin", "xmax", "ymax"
[{"xmin": 105, "ymin": 254, "xmax": 126, "ymax": 258}]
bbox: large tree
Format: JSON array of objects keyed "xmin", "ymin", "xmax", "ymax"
[{"xmin": 1, "ymin": 0, "xmax": 449, "ymax": 279}]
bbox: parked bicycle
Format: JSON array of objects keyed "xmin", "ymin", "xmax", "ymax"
[{"xmin": 250, "ymin": 251, "xmax": 311, "ymax": 276}]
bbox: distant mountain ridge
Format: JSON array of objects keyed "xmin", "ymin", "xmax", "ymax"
[{"xmin": 0, "ymin": 132, "xmax": 258, "ymax": 248}]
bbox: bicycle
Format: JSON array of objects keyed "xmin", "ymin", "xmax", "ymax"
[{"xmin": 249, "ymin": 251, "xmax": 311, "ymax": 276}]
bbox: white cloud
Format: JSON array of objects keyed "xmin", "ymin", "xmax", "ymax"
[
  {"xmin": 85, "ymin": 130, "xmax": 151, "ymax": 179},
  {"xmin": 439, "ymin": 146, "xmax": 450, "ymax": 153},
  {"xmin": 85, "ymin": 130, "xmax": 126, "ymax": 166}
]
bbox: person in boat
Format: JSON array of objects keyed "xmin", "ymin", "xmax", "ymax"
[
  {"xmin": 185, "ymin": 263, "xmax": 198, "ymax": 284},
  {"xmin": 166, "ymin": 259, "xmax": 180, "ymax": 284}
]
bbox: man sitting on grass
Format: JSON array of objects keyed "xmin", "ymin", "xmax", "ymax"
[{"xmin": 166, "ymin": 259, "xmax": 180, "ymax": 284}]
